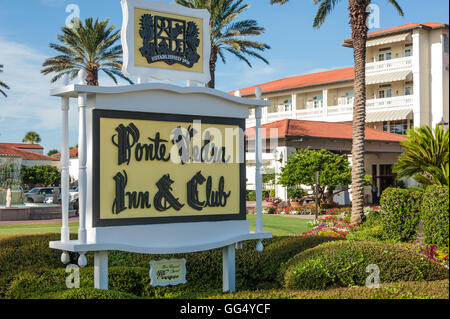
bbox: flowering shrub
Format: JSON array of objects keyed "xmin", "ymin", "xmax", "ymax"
[{"xmin": 298, "ymin": 214, "xmax": 352, "ymax": 238}]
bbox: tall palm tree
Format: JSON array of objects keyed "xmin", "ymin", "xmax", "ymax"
[
  {"xmin": 175, "ymin": 0, "xmax": 271, "ymax": 88},
  {"xmin": 394, "ymin": 124, "xmax": 449, "ymax": 187},
  {"xmin": 0, "ymin": 64, "xmax": 10, "ymax": 97},
  {"xmin": 271, "ymin": 0, "xmax": 403, "ymax": 226},
  {"xmin": 23, "ymin": 132, "xmax": 41, "ymax": 145},
  {"xmin": 41, "ymin": 18, "xmax": 132, "ymax": 86}
]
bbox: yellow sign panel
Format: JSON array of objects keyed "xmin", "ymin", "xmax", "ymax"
[
  {"xmin": 134, "ymin": 7, "xmax": 204, "ymax": 73},
  {"xmin": 93, "ymin": 110, "xmax": 245, "ymax": 226}
]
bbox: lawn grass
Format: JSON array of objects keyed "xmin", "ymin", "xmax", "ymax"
[
  {"xmin": 0, "ymin": 215, "xmax": 313, "ymax": 238},
  {"xmin": 0, "ymin": 222, "xmax": 78, "ymax": 238},
  {"xmin": 247, "ymin": 214, "xmax": 313, "ymax": 236}
]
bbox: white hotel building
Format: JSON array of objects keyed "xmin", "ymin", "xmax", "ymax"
[{"xmin": 234, "ymin": 22, "xmax": 449, "ymax": 204}]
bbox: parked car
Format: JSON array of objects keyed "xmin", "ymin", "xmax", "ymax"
[{"xmin": 24, "ymin": 187, "xmax": 57, "ymax": 203}]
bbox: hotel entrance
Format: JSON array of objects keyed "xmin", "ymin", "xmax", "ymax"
[{"xmin": 372, "ymin": 164, "xmax": 397, "ymax": 204}]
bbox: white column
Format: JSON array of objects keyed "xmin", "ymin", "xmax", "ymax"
[
  {"xmin": 222, "ymin": 244, "xmax": 235, "ymax": 292},
  {"xmin": 262, "ymin": 98, "xmax": 269, "ymax": 124},
  {"xmin": 291, "ymin": 93, "xmax": 297, "ymax": 119},
  {"xmin": 60, "ymin": 95, "xmax": 70, "ymax": 243},
  {"xmin": 412, "ymin": 30, "xmax": 431, "ymax": 127},
  {"xmin": 430, "ymin": 34, "xmax": 445, "ymax": 126},
  {"xmin": 78, "ymin": 92, "xmax": 87, "ymax": 245},
  {"xmin": 94, "ymin": 251, "xmax": 109, "ymax": 290},
  {"xmin": 255, "ymin": 88, "xmax": 263, "ymax": 234},
  {"xmin": 322, "ymin": 89, "xmax": 328, "ymax": 120}
]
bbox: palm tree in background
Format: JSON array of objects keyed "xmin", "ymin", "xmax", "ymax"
[
  {"xmin": 0, "ymin": 65, "xmax": 10, "ymax": 97},
  {"xmin": 175, "ymin": 0, "xmax": 271, "ymax": 88},
  {"xmin": 23, "ymin": 132, "xmax": 42, "ymax": 145},
  {"xmin": 41, "ymin": 18, "xmax": 132, "ymax": 86},
  {"xmin": 394, "ymin": 125, "xmax": 449, "ymax": 187},
  {"xmin": 270, "ymin": 0, "xmax": 404, "ymax": 226}
]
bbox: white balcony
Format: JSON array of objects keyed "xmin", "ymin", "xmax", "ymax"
[
  {"xmin": 366, "ymin": 56, "xmax": 413, "ymax": 75},
  {"xmin": 246, "ymin": 95, "xmax": 414, "ymax": 127}
]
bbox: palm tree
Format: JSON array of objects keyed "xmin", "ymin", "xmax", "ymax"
[
  {"xmin": 0, "ymin": 64, "xmax": 10, "ymax": 97},
  {"xmin": 175, "ymin": 0, "xmax": 271, "ymax": 88},
  {"xmin": 394, "ymin": 124, "xmax": 449, "ymax": 187},
  {"xmin": 23, "ymin": 132, "xmax": 41, "ymax": 145},
  {"xmin": 271, "ymin": 0, "xmax": 403, "ymax": 226},
  {"xmin": 41, "ymin": 18, "xmax": 132, "ymax": 86}
]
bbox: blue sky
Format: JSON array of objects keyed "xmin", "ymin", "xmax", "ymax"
[{"xmin": 0, "ymin": 0, "xmax": 448, "ymax": 153}]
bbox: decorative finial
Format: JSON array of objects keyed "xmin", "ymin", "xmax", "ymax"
[
  {"xmin": 255, "ymin": 87, "xmax": 262, "ymax": 99},
  {"xmin": 78, "ymin": 69, "xmax": 86, "ymax": 85},
  {"xmin": 234, "ymin": 90, "xmax": 241, "ymax": 97},
  {"xmin": 256, "ymin": 240, "xmax": 264, "ymax": 252},
  {"xmin": 61, "ymin": 251, "xmax": 70, "ymax": 264},
  {"xmin": 62, "ymin": 74, "xmax": 69, "ymax": 86},
  {"xmin": 78, "ymin": 252, "xmax": 87, "ymax": 267}
]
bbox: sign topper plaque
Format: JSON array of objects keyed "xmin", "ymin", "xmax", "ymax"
[{"xmin": 121, "ymin": 0, "xmax": 211, "ymax": 83}]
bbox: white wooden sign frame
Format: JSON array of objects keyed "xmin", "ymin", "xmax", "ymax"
[
  {"xmin": 49, "ymin": 80, "xmax": 271, "ymax": 293},
  {"xmin": 121, "ymin": 0, "xmax": 212, "ymax": 84}
]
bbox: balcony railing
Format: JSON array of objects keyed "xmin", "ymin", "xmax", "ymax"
[
  {"xmin": 366, "ymin": 56, "xmax": 413, "ymax": 75},
  {"xmin": 246, "ymin": 95, "xmax": 414, "ymax": 126}
]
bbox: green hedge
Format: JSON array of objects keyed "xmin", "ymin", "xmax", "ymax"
[
  {"xmin": 379, "ymin": 187, "xmax": 422, "ymax": 242},
  {"xmin": 0, "ymin": 234, "xmax": 340, "ymax": 298},
  {"xmin": 421, "ymin": 186, "xmax": 449, "ymax": 248},
  {"xmin": 281, "ymin": 241, "xmax": 449, "ymax": 290}
]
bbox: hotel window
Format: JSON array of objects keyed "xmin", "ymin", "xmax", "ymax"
[
  {"xmin": 283, "ymin": 98, "xmax": 292, "ymax": 112},
  {"xmin": 346, "ymin": 91, "xmax": 354, "ymax": 104},
  {"xmin": 378, "ymin": 51, "xmax": 392, "ymax": 61},
  {"xmin": 404, "ymin": 48, "xmax": 412, "ymax": 57},
  {"xmin": 313, "ymin": 95, "xmax": 323, "ymax": 108},
  {"xmin": 389, "ymin": 120, "xmax": 409, "ymax": 135},
  {"xmin": 405, "ymin": 86, "xmax": 413, "ymax": 95},
  {"xmin": 378, "ymin": 88, "xmax": 392, "ymax": 99}
]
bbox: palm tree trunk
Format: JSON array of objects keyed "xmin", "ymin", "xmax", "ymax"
[
  {"xmin": 207, "ymin": 47, "xmax": 218, "ymax": 89},
  {"xmin": 349, "ymin": 0, "xmax": 369, "ymax": 227},
  {"xmin": 85, "ymin": 67, "xmax": 99, "ymax": 86}
]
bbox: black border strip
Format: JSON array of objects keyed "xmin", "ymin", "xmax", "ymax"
[{"xmin": 92, "ymin": 109, "xmax": 246, "ymax": 227}]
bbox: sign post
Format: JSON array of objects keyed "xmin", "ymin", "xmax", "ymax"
[{"xmin": 49, "ymin": 0, "xmax": 271, "ymax": 293}]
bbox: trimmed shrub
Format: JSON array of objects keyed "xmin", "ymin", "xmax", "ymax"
[
  {"xmin": 47, "ymin": 287, "xmax": 140, "ymax": 299},
  {"xmin": 1, "ymin": 234, "xmax": 340, "ymax": 298},
  {"xmin": 281, "ymin": 241, "xmax": 449, "ymax": 290},
  {"xmin": 246, "ymin": 190, "xmax": 256, "ymax": 201},
  {"xmin": 379, "ymin": 187, "xmax": 422, "ymax": 241},
  {"xmin": 421, "ymin": 186, "xmax": 449, "ymax": 248}
]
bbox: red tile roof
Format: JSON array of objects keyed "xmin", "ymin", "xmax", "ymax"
[
  {"xmin": 343, "ymin": 22, "xmax": 448, "ymax": 43},
  {"xmin": 51, "ymin": 147, "xmax": 78, "ymax": 159},
  {"xmin": 0, "ymin": 144, "xmax": 58, "ymax": 161},
  {"xmin": 246, "ymin": 119, "xmax": 405, "ymax": 142},
  {"xmin": 0, "ymin": 143, "xmax": 44, "ymax": 150},
  {"xmin": 231, "ymin": 67, "xmax": 355, "ymax": 97}
]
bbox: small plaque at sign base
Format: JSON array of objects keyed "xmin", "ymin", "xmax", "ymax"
[{"xmin": 150, "ymin": 258, "xmax": 187, "ymax": 287}]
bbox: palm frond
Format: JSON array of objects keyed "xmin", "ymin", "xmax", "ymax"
[{"xmin": 42, "ymin": 17, "xmax": 127, "ymax": 86}]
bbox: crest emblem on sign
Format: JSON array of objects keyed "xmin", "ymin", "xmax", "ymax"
[{"xmin": 139, "ymin": 14, "xmax": 201, "ymax": 68}]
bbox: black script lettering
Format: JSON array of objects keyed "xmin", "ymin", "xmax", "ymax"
[
  {"xmin": 112, "ymin": 123, "xmax": 140, "ymax": 165},
  {"xmin": 112, "ymin": 171, "xmax": 128, "ymax": 214},
  {"xmin": 126, "ymin": 191, "xmax": 152, "ymax": 209},
  {"xmin": 153, "ymin": 174, "xmax": 184, "ymax": 211},
  {"xmin": 171, "ymin": 125, "xmax": 197, "ymax": 165},
  {"xmin": 134, "ymin": 132, "xmax": 171, "ymax": 162},
  {"xmin": 205, "ymin": 176, "xmax": 231, "ymax": 208},
  {"xmin": 186, "ymin": 171, "xmax": 206, "ymax": 210}
]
